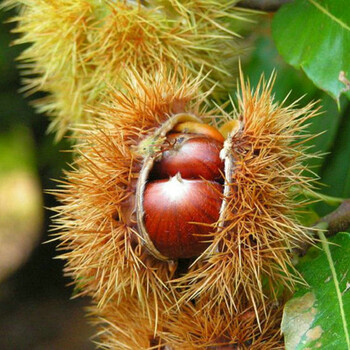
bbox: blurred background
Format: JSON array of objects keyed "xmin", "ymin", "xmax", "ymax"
[
  {"xmin": 0, "ymin": 7, "xmax": 95, "ymax": 350},
  {"xmin": 1, "ymin": 3, "xmax": 349, "ymax": 350}
]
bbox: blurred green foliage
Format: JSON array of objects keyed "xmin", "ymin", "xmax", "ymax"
[
  {"xmin": 0, "ymin": 5, "xmax": 72, "ymax": 282},
  {"xmin": 0, "ymin": 9, "xmax": 72, "ymax": 183}
]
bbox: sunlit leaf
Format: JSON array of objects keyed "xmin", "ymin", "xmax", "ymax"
[{"xmin": 272, "ymin": 0, "xmax": 350, "ymax": 102}]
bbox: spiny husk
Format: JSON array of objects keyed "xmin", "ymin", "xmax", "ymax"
[
  {"xmin": 92, "ymin": 294, "xmax": 283, "ymax": 349},
  {"xmin": 90, "ymin": 295, "xmax": 168, "ymax": 350},
  {"xmin": 53, "ymin": 68, "xmax": 319, "ymax": 346},
  {"xmin": 52, "ymin": 68, "xmax": 210, "ymax": 317},
  {"xmin": 173, "ymin": 74, "xmax": 320, "ymax": 318},
  {"xmin": 162, "ymin": 299, "xmax": 284, "ymax": 349},
  {"xmin": 4, "ymin": 0, "xmax": 250, "ymax": 139}
]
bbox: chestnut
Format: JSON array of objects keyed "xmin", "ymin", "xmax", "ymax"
[
  {"xmin": 143, "ymin": 175, "xmax": 223, "ymax": 259},
  {"xmin": 135, "ymin": 114, "xmax": 229, "ymax": 261},
  {"xmin": 152, "ymin": 133, "xmax": 224, "ymax": 181}
]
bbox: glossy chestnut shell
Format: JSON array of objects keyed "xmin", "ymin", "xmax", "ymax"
[
  {"xmin": 151, "ymin": 133, "xmax": 224, "ymax": 181},
  {"xmin": 143, "ymin": 176, "xmax": 223, "ymax": 259}
]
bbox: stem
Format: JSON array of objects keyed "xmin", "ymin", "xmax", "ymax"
[
  {"xmin": 297, "ymin": 200, "xmax": 350, "ymax": 256},
  {"xmin": 236, "ymin": 0, "xmax": 293, "ymax": 11},
  {"xmin": 302, "ymin": 189, "xmax": 345, "ymax": 206},
  {"xmin": 317, "ymin": 200, "xmax": 350, "ymax": 235}
]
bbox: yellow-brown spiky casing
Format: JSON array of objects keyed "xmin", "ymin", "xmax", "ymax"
[
  {"xmin": 93, "ymin": 296, "xmax": 284, "ymax": 349},
  {"xmin": 53, "ymin": 68, "xmax": 206, "ymax": 323},
  {"xmin": 90, "ymin": 295, "xmax": 168, "ymax": 349},
  {"xmin": 173, "ymin": 75, "xmax": 319, "ymax": 318},
  {"xmin": 3, "ymin": 0, "xmax": 250, "ymax": 139},
  {"xmin": 161, "ymin": 300, "xmax": 284, "ymax": 349},
  {"xmin": 53, "ymin": 68, "xmax": 318, "ymax": 347}
]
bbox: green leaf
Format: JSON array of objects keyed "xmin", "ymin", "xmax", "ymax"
[
  {"xmin": 319, "ymin": 109, "xmax": 350, "ymax": 198},
  {"xmin": 272, "ymin": 0, "xmax": 350, "ymax": 102},
  {"xmin": 243, "ymin": 31, "xmax": 347, "ymax": 172},
  {"xmin": 282, "ymin": 232, "xmax": 350, "ymax": 349},
  {"xmin": 243, "ymin": 34, "xmax": 318, "ymax": 104},
  {"xmin": 314, "ymin": 105, "xmax": 350, "ymax": 215}
]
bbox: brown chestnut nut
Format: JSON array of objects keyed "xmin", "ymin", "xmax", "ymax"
[
  {"xmin": 152, "ymin": 133, "xmax": 224, "ymax": 181},
  {"xmin": 143, "ymin": 175, "xmax": 223, "ymax": 259}
]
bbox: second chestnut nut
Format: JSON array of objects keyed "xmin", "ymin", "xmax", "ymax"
[{"xmin": 151, "ymin": 133, "xmax": 224, "ymax": 182}]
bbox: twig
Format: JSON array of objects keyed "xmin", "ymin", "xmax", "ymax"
[
  {"xmin": 236, "ymin": 0, "xmax": 293, "ymax": 11},
  {"xmin": 297, "ymin": 200, "xmax": 350, "ymax": 256},
  {"xmin": 317, "ymin": 200, "xmax": 350, "ymax": 235},
  {"xmin": 301, "ymin": 188, "xmax": 344, "ymax": 206}
]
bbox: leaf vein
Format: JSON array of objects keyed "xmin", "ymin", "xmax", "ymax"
[
  {"xmin": 318, "ymin": 231, "xmax": 350, "ymax": 348},
  {"xmin": 308, "ymin": 0, "xmax": 350, "ymax": 32}
]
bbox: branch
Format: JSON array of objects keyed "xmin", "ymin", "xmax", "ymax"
[
  {"xmin": 236, "ymin": 0, "xmax": 293, "ymax": 11},
  {"xmin": 317, "ymin": 200, "xmax": 350, "ymax": 235},
  {"xmin": 297, "ymin": 200, "xmax": 350, "ymax": 256}
]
